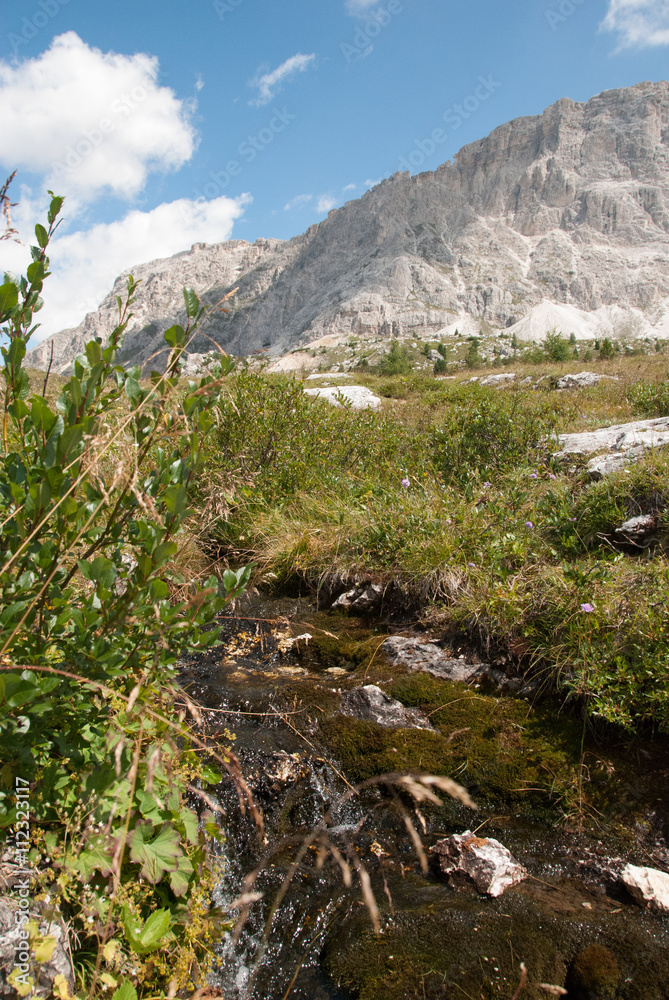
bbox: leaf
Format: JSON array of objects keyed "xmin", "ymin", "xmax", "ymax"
[
  {"xmin": 121, "ymin": 906, "xmax": 173, "ymax": 955},
  {"xmin": 183, "ymin": 287, "xmax": 200, "ymax": 319},
  {"xmin": 8, "ymin": 970, "xmax": 34, "ymax": 998},
  {"xmin": 164, "ymin": 325, "xmax": 186, "ymax": 349},
  {"xmin": 169, "ymin": 854, "xmax": 193, "ymax": 897},
  {"xmin": 52, "ymin": 974, "xmax": 76, "ymax": 1000},
  {"xmin": 34, "ymin": 935, "xmax": 57, "ymax": 962},
  {"xmin": 100, "ymin": 973, "xmax": 118, "ymax": 989},
  {"xmin": 47, "ymin": 194, "xmax": 64, "ymax": 225},
  {"xmin": 179, "ymin": 806, "xmax": 199, "ymax": 845},
  {"xmin": 34, "ymin": 223, "xmax": 49, "ymax": 249},
  {"xmin": 111, "ymin": 982, "xmax": 138, "ymax": 1000},
  {"xmin": 0, "ymin": 280, "xmax": 18, "ymax": 319},
  {"xmin": 103, "ymin": 940, "xmax": 121, "ymax": 963},
  {"xmin": 127, "ymin": 822, "xmax": 182, "ymax": 882}
]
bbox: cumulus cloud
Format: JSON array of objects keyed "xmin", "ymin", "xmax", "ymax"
[
  {"xmin": 284, "ymin": 193, "xmax": 313, "ymax": 211},
  {"xmin": 0, "ymin": 192, "xmax": 250, "ymax": 340},
  {"xmin": 0, "ymin": 32, "xmax": 197, "ymax": 207},
  {"xmin": 249, "ymin": 53, "xmax": 316, "ymax": 106},
  {"xmin": 601, "ymin": 0, "xmax": 669, "ymax": 47}
]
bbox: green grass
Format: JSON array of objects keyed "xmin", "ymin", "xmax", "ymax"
[{"xmin": 196, "ymin": 355, "xmax": 669, "ymax": 731}]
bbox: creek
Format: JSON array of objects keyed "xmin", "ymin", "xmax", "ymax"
[{"xmin": 179, "ymin": 590, "xmax": 669, "ymax": 1000}]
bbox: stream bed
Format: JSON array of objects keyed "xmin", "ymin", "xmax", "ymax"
[{"xmin": 179, "ymin": 590, "xmax": 669, "ymax": 1000}]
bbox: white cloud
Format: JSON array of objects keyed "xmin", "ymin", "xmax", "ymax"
[
  {"xmin": 316, "ymin": 194, "xmax": 338, "ymax": 214},
  {"xmin": 343, "ymin": 183, "xmax": 357, "ymax": 192},
  {"xmin": 0, "ymin": 32, "xmax": 197, "ymax": 207},
  {"xmin": 0, "ymin": 192, "xmax": 250, "ymax": 340},
  {"xmin": 249, "ymin": 53, "xmax": 316, "ymax": 106},
  {"xmin": 195, "ymin": 74, "xmax": 205, "ymax": 91},
  {"xmin": 284, "ymin": 193, "xmax": 313, "ymax": 211},
  {"xmin": 601, "ymin": 0, "xmax": 669, "ymax": 48}
]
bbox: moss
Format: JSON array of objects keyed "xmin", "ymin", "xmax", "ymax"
[
  {"xmin": 567, "ymin": 945, "xmax": 620, "ymax": 999},
  {"xmin": 299, "ymin": 632, "xmax": 381, "ymax": 672}
]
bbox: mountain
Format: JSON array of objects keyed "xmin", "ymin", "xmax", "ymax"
[{"xmin": 29, "ymin": 80, "xmax": 669, "ymax": 372}]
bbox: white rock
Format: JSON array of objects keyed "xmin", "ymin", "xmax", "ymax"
[
  {"xmin": 304, "ymin": 385, "xmax": 382, "ymax": 410},
  {"xmin": 555, "ymin": 416, "xmax": 669, "ymax": 475},
  {"xmin": 614, "ymin": 514, "xmax": 656, "ymax": 540},
  {"xmin": 340, "ymin": 685, "xmax": 434, "ymax": 730},
  {"xmin": 431, "ymin": 831, "xmax": 527, "ymax": 897},
  {"xmin": 556, "ymin": 371, "xmax": 618, "ymax": 390},
  {"xmin": 621, "ymin": 863, "xmax": 669, "ymax": 914},
  {"xmin": 332, "ymin": 584, "xmax": 384, "ymax": 610},
  {"xmin": 306, "ymin": 371, "xmax": 352, "ymax": 380},
  {"xmin": 479, "ymin": 372, "xmax": 517, "ymax": 386}
]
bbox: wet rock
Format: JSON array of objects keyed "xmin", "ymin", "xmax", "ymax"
[
  {"xmin": 0, "ymin": 898, "xmax": 74, "ymax": 998},
  {"xmin": 340, "ymin": 685, "xmax": 434, "ymax": 731},
  {"xmin": 566, "ymin": 944, "xmax": 620, "ymax": 999},
  {"xmin": 430, "ymin": 831, "xmax": 527, "ymax": 897},
  {"xmin": 614, "ymin": 513, "xmax": 657, "ymax": 543},
  {"xmin": 381, "ymin": 637, "xmax": 538, "ymax": 696},
  {"xmin": 620, "ymin": 863, "xmax": 669, "ymax": 914},
  {"xmin": 263, "ymin": 752, "xmax": 310, "ymax": 788},
  {"xmin": 332, "ymin": 584, "xmax": 384, "ymax": 611},
  {"xmin": 555, "ymin": 416, "xmax": 669, "ymax": 475},
  {"xmin": 304, "ymin": 385, "xmax": 382, "ymax": 411},
  {"xmin": 556, "ymin": 371, "xmax": 617, "ymax": 390}
]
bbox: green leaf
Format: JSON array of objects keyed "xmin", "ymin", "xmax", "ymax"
[
  {"xmin": 169, "ymin": 854, "xmax": 193, "ymax": 897},
  {"xmin": 34, "ymin": 224, "xmax": 49, "ymax": 249},
  {"xmin": 183, "ymin": 287, "xmax": 199, "ymax": 319},
  {"xmin": 111, "ymin": 982, "xmax": 138, "ymax": 1000},
  {"xmin": 121, "ymin": 906, "xmax": 173, "ymax": 955},
  {"xmin": 47, "ymin": 194, "xmax": 64, "ymax": 226},
  {"xmin": 164, "ymin": 485, "xmax": 188, "ymax": 517},
  {"xmin": 164, "ymin": 325, "xmax": 186, "ymax": 349},
  {"xmin": 127, "ymin": 822, "xmax": 182, "ymax": 883},
  {"xmin": 0, "ymin": 281, "xmax": 18, "ymax": 319}
]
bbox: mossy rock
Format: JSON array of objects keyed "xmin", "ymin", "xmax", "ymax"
[{"xmin": 567, "ymin": 945, "xmax": 620, "ymax": 999}]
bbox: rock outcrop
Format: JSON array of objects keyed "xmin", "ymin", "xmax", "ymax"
[
  {"xmin": 30, "ymin": 81, "xmax": 669, "ymax": 372},
  {"xmin": 430, "ymin": 832, "xmax": 527, "ymax": 897},
  {"xmin": 554, "ymin": 415, "xmax": 669, "ymax": 475}
]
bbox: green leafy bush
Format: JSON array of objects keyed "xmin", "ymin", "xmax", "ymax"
[
  {"xmin": 543, "ymin": 329, "xmax": 571, "ymax": 362},
  {"xmin": 627, "ymin": 378, "xmax": 669, "ymax": 417},
  {"xmin": 599, "ymin": 337, "xmax": 615, "ymax": 359},
  {"xmin": 379, "ymin": 339, "xmax": 413, "ymax": 375},
  {"xmin": 0, "ymin": 193, "xmax": 251, "ymax": 996}
]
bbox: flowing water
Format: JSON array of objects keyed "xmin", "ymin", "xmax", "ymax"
[{"xmin": 179, "ymin": 591, "xmax": 669, "ymax": 1000}]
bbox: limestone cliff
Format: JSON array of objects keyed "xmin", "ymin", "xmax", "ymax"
[{"xmin": 29, "ymin": 80, "xmax": 669, "ymax": 371}]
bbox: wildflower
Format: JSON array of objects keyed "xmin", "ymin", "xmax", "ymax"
[
  {"xmin": 468, "ymin": 562, "xmax": 476, "ymax": 568},
  {"xmin": 445, "ymin": 518, "xmax": 452, "ymax": 524},
  {"xmin": 530, "ymin": 472, "xmax": 538, "ymax": 479},
  {"xmin": 569, "ymin": 517, "xmax": 577, "ymax": 522},
  {"xmin": 483, "ymin": 481, "xmax": 491, "ymax": 488},
  {"xmin": 401, "ymin": 478, "xmax": 410, "ymax": 488},
  {"xmin": 549, "ymin": 473, "xmax": 557, "ymax": 480},
  {"xmin": 525, "ymin": 521, "xmax": 534, "ymax": 529},
  {"xmin": 580, "ymin": 603, "xmax": 595, "ymax": 613}
]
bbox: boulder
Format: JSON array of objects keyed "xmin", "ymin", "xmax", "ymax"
[
  {"xmin": 430, "ymin": 831, "xmax": 527, "ymax": 897},
  {"xmin": 614, "ymin": 513, "xmax": 657, "ymax": 543},
  {"xmin": 555, "ymin": 416, "xmax": 669, "ymax": 475},
  {"xmin": 556, "ymin": 371, "xmax": 617, "ymax": 390},
  {"xmin": 621, "ymin": 863, "xmax": 669, "ymax": 914},
  {"xmin": 340, "ymin": 685, "xmax": 434, "ymax": 730},
  {"xmin": 429, "ymin": 349, "xmax": 443, "ymax": 362},
  {"xmin": 479, "ymin": 373, "xmax": 517, "ymax": 386},
  {"xmin": 304, "ymin": 386, "xmax": 382, "ymax": 411}
]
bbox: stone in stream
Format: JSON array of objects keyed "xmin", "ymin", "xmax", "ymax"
[
  {"xmin": 382, "ymin": 636, "xmax": 539, "ymax": 697},
  {"xmin": 430, "ymin": 831, "xmax": 527, "ymax": 897},
  {"xmin": 620, "ymin": 863, "xmax": 669, "ymax": 914},
  {"xmin": 340, "ymin": 684, "xmax": 434, "ymax": 731}
]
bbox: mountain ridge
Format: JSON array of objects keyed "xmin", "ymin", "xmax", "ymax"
[{"xmin": 29, "ymin": 79, "xmax": 669, "ymax": 371}]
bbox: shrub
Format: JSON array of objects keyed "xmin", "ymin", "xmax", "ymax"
[
  {"xmin": 380, "ymin": 339, "xmax": 413, "ymax": 375},
  {"xmin": 464, "ymin": 339, "xmax": 484, "ymax": 369},
  {"xmin": 543, "ymin": 329, "xmax": 571, "ymax": 362},
  {"xmin": 0, "ymin": 192, "xmax": 251, "ymax": 996},
  {"xmin": 599, "ymin": 337, "xmax": 615, "ymax": 359},
  {"xmin": 627, "ymin": 379, "xmax": 669, "ymax": 417},
  {"xmin": 434, "ymin": 357, "xmax": 448, "ymax": 374}
]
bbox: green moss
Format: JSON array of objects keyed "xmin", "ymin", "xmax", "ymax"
[{"xmin": 568, "ymin": 944, "xmax": 620, "ymax": 999}]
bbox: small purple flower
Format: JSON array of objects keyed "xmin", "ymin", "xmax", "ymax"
[
  {"xmin": 525, "ymin": 521, "xmax": 534, "ymax": 529},
  {"xmin": 530, "ymin": 473, "xmax": 538, "ymax": 479},
  {"xmin": 445, "ymin": 518, "xmax": 452, "ymax": 525},
  {"xmin": 580, "ymin": 603, "xmax": 595, "ymax": 613},
  {"xmin": 468, "ymin": 562, "xmax": 476, "ymax": 568},
  {"xmin": 569, "ymin": 517, "xmax": 577, "ymax": 522},
  {"xmin": 401, "ymin": 478, "xmax": 410, "ymax": 488},
  {"xmin": 549, "ymin": 473, "xmax": 557, "ymax": 481},
  {"xmin": 483, "ymin": 481, "xmax": 491, "ymax": 488}
]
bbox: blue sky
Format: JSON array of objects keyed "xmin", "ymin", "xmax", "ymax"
[{"xmin": 1, "ymin": 0, "xmax": 668, "ymax": 339}]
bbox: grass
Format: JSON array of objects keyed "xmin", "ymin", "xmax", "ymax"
[{"xmin": 194, "ymin": 348, "xmax": 669, "ymax": 732}]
